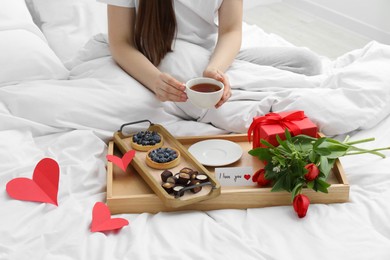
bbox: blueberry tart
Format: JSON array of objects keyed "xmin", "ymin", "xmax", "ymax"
[
  {"xmin": 130, "ymin": 130, "xmax": 163, "ymax": 151},
  {"xmin": 146, "ymin": 147, "xmax": 180, "ymax": 169}
]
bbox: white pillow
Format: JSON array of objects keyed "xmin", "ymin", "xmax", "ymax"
[
  {"xmin": 0, "ymin": 0, "xmax": 69, "ymax": 86},
  {"xmin": 1, "ymin": 0, "xmax": 34, "ymax": 25},
  {"xmin": 0, "ymin": 30, "xmax": 69, "ymax": 86},
  {"xmin": 1, "ymin": 0, "xmax": 45, "ymax": 42},
  {"xmin": 27, "ymin": 0, "xmax": 108, "ymax": 67}
]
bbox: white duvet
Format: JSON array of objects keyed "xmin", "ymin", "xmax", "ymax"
[{"xmin": 1, "ymin": 9, "xmax": 390, "ymax": 260}]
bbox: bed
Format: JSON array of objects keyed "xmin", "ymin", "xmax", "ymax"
[{"xmin": 1, "ymin": 0, "xmax": 390, "ymax": 259}]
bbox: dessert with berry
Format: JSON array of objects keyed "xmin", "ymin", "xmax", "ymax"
[
  {"xmin": 130, "ymin": 130, "xmax": 163, "ymax": 151},
  {"xmin": 146, "ymin": 147, "xmax": 180, "ymax": 169}
]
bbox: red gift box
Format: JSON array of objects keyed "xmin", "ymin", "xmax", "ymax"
[{"xmin": 248, "ymin": 110, "xmax": 318, "ymax": 149}]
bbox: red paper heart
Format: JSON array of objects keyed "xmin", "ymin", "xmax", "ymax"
[
  {"xmin": 91, "ymin": 202, "xmax": 129, "ymax": 232},
  {"xmin": 106, "ymin": 150, "xmax": 136, "ymax": 172},
  {"xmin": 6, "ymin": 158, "xmax": 59, "ymax": 206},
  {"xmin": 244, "ymin": 174, "xmax": 251, "ymax": 180}
]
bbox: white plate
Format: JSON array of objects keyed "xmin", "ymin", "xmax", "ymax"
[{"xmin": 188, "ymin": 139, "xmax": 243, "ymax": 167}]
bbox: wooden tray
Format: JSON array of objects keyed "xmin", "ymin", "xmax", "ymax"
[
  {"xmin": 113, "ymin": 121, "xmax": 221, "ymax": 208},
  {"xmin": 107, "ymin": 134, "xmax": 349, "ymax": 214}
]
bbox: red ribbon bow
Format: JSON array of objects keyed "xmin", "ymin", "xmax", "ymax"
[{"xmin": 247, "ymin": 110, "xmax": 306, "ymax": 148}]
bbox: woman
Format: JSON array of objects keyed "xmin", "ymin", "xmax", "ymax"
[{"xmin": 98, "ymin": 0, "xmax": 321, "ymax": 109}]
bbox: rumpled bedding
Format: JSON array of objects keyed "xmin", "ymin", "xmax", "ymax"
[{"xmin": 1, "ymin": 14, "xmax": 390, "ymax": 260}]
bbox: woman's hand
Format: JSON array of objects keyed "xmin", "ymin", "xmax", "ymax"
[
  {"xmin": 201, "ymin": 0, "xmax": 241, "ymax": 108},
  {"xmin": 107, "ymin": 6, "xmax": 187, "ymax": 103},
  {"xmin": 153, "ymin": 72, "xmax": 188, "ymax": 102},
  {"xmin": 203, "ymin": 68, "xmax": 232, "ymax": 108}
]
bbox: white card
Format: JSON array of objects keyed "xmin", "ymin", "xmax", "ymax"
[{"xmin": 215, "ymin": 167, "xmax": 255, "ymax": 186}]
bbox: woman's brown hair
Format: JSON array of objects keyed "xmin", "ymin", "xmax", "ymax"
[{"xmin": 134, "ymin": 0, "xmax": 177, "ymax": 66}]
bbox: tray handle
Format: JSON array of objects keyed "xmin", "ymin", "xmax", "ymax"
[
  {"xmin": 174, "ymin": 181, "xmax": 215, "ymax": 198},
  {"xmin": 119, "ymin": 120, "xmax": 154, "ymax": 134}
]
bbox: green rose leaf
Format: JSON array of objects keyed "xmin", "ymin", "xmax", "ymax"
[
  {"xmin": 248, "ymin": 147, "xmax": 272, "ymax": 162},
  {"xmin": 249, "ymin": 129, "xmax": 389, "ymax": 198}
]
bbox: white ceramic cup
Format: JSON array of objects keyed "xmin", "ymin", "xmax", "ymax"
[{"xmin": 185, "ymin": 77, "xmax": 224, "ymax": 109}]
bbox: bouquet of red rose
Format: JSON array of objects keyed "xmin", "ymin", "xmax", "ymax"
[{"xmin": 249, "ymin": 129, "xmax": 390, "ymax": 218}]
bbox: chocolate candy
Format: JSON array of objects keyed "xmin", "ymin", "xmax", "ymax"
[
  {"xmin": 195, "ymin": 174, "xmax": 209, "ymax": 183},
  {"xmin": 177, "ymin": 172, "xmax": 191, "ymax": 185},
  {"xmin": 179, "ymin": 167, "xmax": 193, "ymax": 174},
  {"xmin": 161, "ymin": 170, "xmax": 173, "ymax": 182},
  {"xmin": 160, "ymin": 167, "xmax": 208, "ymax": 197},
  {"xmin": 166, "ymin": 176, "xmax": 176, "ymax": 184},
  {"xmin": 173, "ymin": 185, "xmax": 185, "ymax": 197},
  {"xmin": 161, "ymin": 182, "xmax": 175, "ymax": 194},
  {"xmin": 189, "ymin": 180, "xmax": 202, "ymax": 194}
]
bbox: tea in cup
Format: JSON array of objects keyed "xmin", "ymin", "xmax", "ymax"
[{"xmin": 185, "ymin": 77, "xmax": 224, "ymax": 108}]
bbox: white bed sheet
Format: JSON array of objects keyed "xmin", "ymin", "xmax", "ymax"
[
  {"xmin": 1, "ymin": 13, "xmax": 390, "ymax": 260},
  {"xmin": 1, "ymin": 117, "xmax": 390, "ymax": 260}
]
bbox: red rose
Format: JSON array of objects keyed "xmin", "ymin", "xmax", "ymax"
[
  {"xmin": 293, "ymin": 194, "xmax": 310, "ymax": 218},
  {"xmin": 304, "ymin": 163, "xmax": 319, "ymax": 181},
  {"xmin": 252, "ymin": 169, "xmax": 271, "ymax": 186}
]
